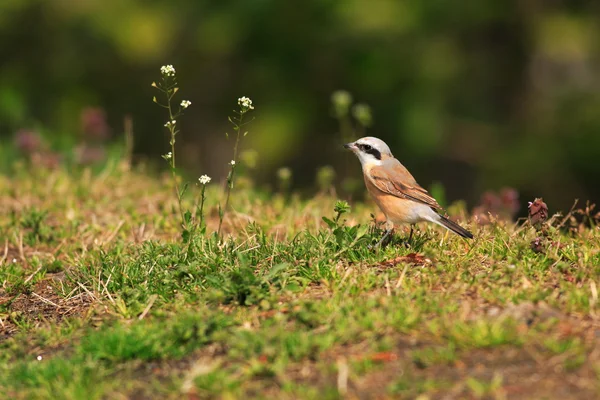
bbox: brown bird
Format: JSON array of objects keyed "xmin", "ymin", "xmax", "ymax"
[{"xmin": 344, "ymin": 137, "xmax": 473, "ymax": 247}]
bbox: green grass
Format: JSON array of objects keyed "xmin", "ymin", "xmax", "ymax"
[{"xmin": 1, "ymin": 163, "xmax": 600, "ymax": 399}]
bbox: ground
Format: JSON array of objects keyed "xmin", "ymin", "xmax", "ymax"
[{"xmin": 1, "ymin": 162, "xmax": 599, "ymax": 399}]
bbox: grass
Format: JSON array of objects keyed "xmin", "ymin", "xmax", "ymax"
[{"xmin": 1, "ymin": 160, "xmax": 600, "ymax": 399}]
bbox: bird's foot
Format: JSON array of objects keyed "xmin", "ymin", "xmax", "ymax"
[
  {"xmin": 369, "ymin": 228, "xmax": 394, "ymax": 250},
  {"xmin": 402, "ymin": 225, "xmax": 414, "ymax": 248}
]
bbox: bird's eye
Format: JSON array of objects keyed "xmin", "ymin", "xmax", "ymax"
[{"xmin": 363, "ymin": 144, "xmax": 372, "ymax": 151}]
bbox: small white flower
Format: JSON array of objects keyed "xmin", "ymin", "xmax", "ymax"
[
  {"xmin": 237, "ymin": 96, "xmax": 254, "ymax": 110},
  {"xmin": 164, "ymin": 152, "xmax": 172, "ymax": 160},
  {"xmin": 277, "ymin": 167, "xmax": 292, "ymax": 181},
  {"xmin": 230, "ymin": 160, "xmax": 236, "ymax": 166},
  {"xmin": 180, "ymin": 100, "xmax": 191, "ymax": 109},
  {"xmin": 37, "ymin": 355, "xmax": 42, "ymax": 361},
  {"xmin": 198, "ymin": 175, "xmax": 211, "ymax": 185},
  {"xmin": 12, "ymin": 258, "xmax": 17, "ymax": 264},
  {"xmin": 164, "ymin": 120, "xmax": 176, "ymax": 127},
  {"xmin": 331, "ymin": 90, "xmax": 352, "ymax": 108},
  {"xmin": 160, "ymin": 65, "xmax": 176, "ymax": 77}
]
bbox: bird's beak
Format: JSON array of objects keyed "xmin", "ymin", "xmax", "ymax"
[{"xmin": 344, "ymin": 142, "xmax": 356, "ymax": 151}]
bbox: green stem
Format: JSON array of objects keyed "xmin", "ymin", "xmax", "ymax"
[
  {"xmin": 166, "ymin": 90, "xmax": 185, "ymax": 230},
  {"xmin": 198, "ymin": 185, "xmax": 206, "ymax": 231},
  {"xmin": 217, "ymin": 111, "xmax": 245, "ymax": 238}
]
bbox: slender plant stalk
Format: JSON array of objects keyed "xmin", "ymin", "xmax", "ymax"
[
  {"xmin": 223, "ymin": 115, "xmax": 243, "ymax": 210},
  {"xmin": 153, "ymin": 67, "xmax": 192, "ymax": 236},
  {"xmin": 217, "ymin": 100, "xmax": 254, "ymax": 239},
  {"xmin": 198, "ymin": 184, "xmax": 207, "ymax": 231},
  {"xmin": 217, "ymin": 116, "xmax": 242, "ymax": 238},
  {"xmin": 166, "ymin": 98, "xmax": 186, "ymax": 227}
]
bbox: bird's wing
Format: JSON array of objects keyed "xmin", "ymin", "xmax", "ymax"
[{"xmin": 367, "ymin": 159, "xmax": 442, "ymax": 210}]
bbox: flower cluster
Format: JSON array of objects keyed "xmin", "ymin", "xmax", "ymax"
[
  {"xmin": 352, "ymin": 103, "xmax": 372, "ymax": 127},
  {"xmin": 229, "ymin": 160, "xmax": 236, "ymax": 166},
  {"xmin": 238, "ymin": 96, "xmax": 254, "ymax": 110},
  {"xmin": 332, "ymin": 90, "xmax": 352, "ymax": 117},
  {"xmin": 180, "ymin": 100, "xmax": 191, "ymax": 109},
  {"xmin": 164, "ymin": 120, "xmax": 176, "ymax": 128},
  {"xmin": 198, "ymin": 175, "xmax": 211, "ymax": 185},
  {"xmin": 160, "ymin": 65, "xmax": 176, "ymax": 77},
  {"xmin": 277, "ymin": 167, "xmax": 292, "ymax": 181},
  {"xmin": 164, "ymin": 152, "xmax": 172, "ymax": 160}
]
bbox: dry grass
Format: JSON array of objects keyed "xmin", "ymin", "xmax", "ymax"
[{"xmin": 1, "ymin": 164, "xmax": 600, "ymax": 399}]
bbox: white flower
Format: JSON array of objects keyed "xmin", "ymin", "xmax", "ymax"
[
  {"xmin": 164, "ymin": 152, "xmax": 172, "ymax": 160},
  {"xmin": 37, "ymin": 355, "xmax": 42, "ymax": 361},
  {"xmin": 12, "ymin": 258, "xmax": 17, "ymax": 264},
  {"xmin": 229, "ymin": 160, "xmax": 236, "ymax": 166},
  {"xmin": 198, "ymin": 175, "xmax": 211, "ymax": 185},
  {"xmin": 160, "ymin": 65, "xmax": 176, "ymax": 77},
  {"xmin": 237, "ymin": 96, "xmax": 254, "ymax": 110},
  {"xmin": 331, "ymin": 90, "xmax": 352, "ymax": 108},
  {"xmin": 164, "ymin": 120, "xmax": 176, "ymax": 127},
  {"xmin": 277, "ymin": 167, "xmax": 292, "ymax": 181},
  {"xmin": 180, "ymin": 100, "xmax": 191, "ymax": 109}
]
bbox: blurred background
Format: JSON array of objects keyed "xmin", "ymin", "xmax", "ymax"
[{"xmin": 1, "ymin": 0, "xmax": 599, "ymax": 215}]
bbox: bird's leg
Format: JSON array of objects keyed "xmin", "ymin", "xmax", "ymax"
[
  {"xmin": 374, "ymin": 228, "xmax": 394, "ymax": 248},
  {"xmin": 374, "ymin": 221, "xmax": 394, "ymax": 249},
  {"xmin": 403, "ymin": 224, "xmax": 415, "ymax": 248}
]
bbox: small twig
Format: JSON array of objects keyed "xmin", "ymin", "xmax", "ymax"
[
  {"xmin": 98, "ymin": 276, "xmax": 116, "ymax": 305},
  {"xmin": 239, "ymin": 244, "xmax": 261, "ymax": 254},
  {"xmin": 77, "ymin": 282, "xmax": 98, "ymax": 302},
  {"xmin": 395, "ymin": 263, "xmax": 410, "ymax": 289},
  {"xmin": 557, "ymin": 199, "xmax": 579, "ymax": 229},
  {"xmin": 138, "ymin": 294, "xmax": 158, "ymax": 320},
  {"xmin": 64, "ymin": 286, "xmax": 79, "ymax": 301},
  {"xmin": 18, "ymin": 232, "xmax": 24, "ymax": 261},
  {"xmin": 52, "ymin": 238, "xmax": 67, "ymax": 256},
  {"xmin": 1, "ymin": 239, "xmax": 8, "ymax": 265},
  {"xmin": 233, "ymin": 234, "xmax": 257, "ymax": 252},
  {"xmin": 24, "ymin": 265, "xmax": 44, "ymax": 285},
  {"xmin": 31, "ymin": 292, "xmax": 61, "ymax": 308},
  {"xmin": 336, "ymin": 358, "xmax": 349, "ymax": 395},
  {"xmin": 270, "ymin": 231, "xmax": 279, "ymax": 269},
  {"xmin": 338, "ymin": 267, "xmax": 353, "ymax": 287},
  {"xmin": 136, "ymin": 223, "xmax": 146, "ymax": 242},
  {"xmin": 384, "ymin": 275, "xmax": 391, "ymax": 297},
  {"xmin": 102, "ymin": 220, "xmax": 125, "ymax": 245}
]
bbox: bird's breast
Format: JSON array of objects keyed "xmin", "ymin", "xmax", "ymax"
[{"xmin": 364, "ymin": 176, "xmax": 431, "ymax": 224}]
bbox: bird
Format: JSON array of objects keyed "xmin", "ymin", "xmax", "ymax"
[{"xmin": 344, "ymin": 136, "xmax": 473, "ymax": 247}]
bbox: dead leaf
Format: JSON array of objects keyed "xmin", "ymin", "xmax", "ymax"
[
  {"xmin": 380, "ymin": 253, "xmax": 431, "ymax": 267},
  {"xmin": 528, "ymin": 198, "xmax": 548, "ymax": 226},
  {"xmin": 369, "ymin": 352, "xmax": 398, "ymax": 363}
]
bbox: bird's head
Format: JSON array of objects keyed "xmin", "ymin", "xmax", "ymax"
[{"xmin": 343, "ymin": 136, "xmax": 393, "ymax": 166}]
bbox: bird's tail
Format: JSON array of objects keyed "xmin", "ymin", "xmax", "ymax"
[{"xmin": 434, "ymin": 215, "xmax": 473, "ymax": 239}]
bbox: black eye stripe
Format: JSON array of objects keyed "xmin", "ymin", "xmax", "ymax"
[{"xmin": 358, "ymin": 143, "xmax": 381, "ymax": 160}]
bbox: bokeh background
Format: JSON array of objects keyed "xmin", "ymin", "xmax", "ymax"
[{"xmin": 1, "ymin": 0, "xmax": 599, "ymax": 214}]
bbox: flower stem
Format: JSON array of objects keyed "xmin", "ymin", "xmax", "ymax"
[
  {"xmin": 217, "ymin": 111, "xmax": 245, "ymax": 238},
  {"xmin": 165, "ymin": 86, "xmax": 185, "ymax": 230},
  {"xmin": 198, "ymin": 185, "xmax": 207, "ymax": 231}
]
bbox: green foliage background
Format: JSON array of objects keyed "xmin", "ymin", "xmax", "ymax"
[{"xmin": 1, "ymin": 0, "xmax": 599, "ymax": 210}]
